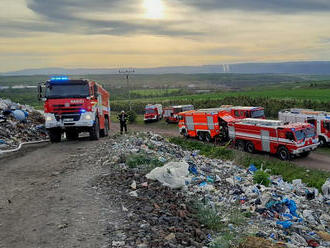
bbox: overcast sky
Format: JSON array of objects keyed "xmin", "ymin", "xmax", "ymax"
[{"xmin": 1, "ymin": 0, "xmax": 330, "ymax": 72}]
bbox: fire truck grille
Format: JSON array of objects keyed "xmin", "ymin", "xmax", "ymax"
[
  {"xmin": 55, "ymin": 113, "xmax": 81, "ymax": 122},
  {"xmin": 52, "ymin": 104, "xmax": 83, "ymax": 108},
  {"xmin": 53, "ymin": 108, "xmax": 82, "ymax": 112}
]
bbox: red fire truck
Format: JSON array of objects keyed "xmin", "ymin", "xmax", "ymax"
[
  {"xmin": 163, "ymin": 105, "xmax": 194, "ymax": 123},
  {"xmin": 144, "ymin": 104, "xmax": 163, "ymax": 122},
  {"xmin": 279, "ymin": 109, "xmax": 330, "ymax": 146},
  {"xmin": 38, "ymin": 77, "xmax": 110, "ymax": 143},
  {"xmin": 228, "ymin": 118, "xmax": 319, "ymax": 160},
  {"xmin": 178, "ymin": 106, "xmax": 264, "ymax": 141}
]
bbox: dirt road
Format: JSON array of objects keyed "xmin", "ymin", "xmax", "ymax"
[
  {"xmin": 293, "ymin": 152, "xmax": 330, "ymax": 171},
  {"xmin": 0, "ymin": 138, "xmax": 122, "ymax": 248}
]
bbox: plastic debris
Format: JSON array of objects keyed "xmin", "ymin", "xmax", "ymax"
[
  {"xmin": 146, "ymin": 161, "xmax": 191, "ymax": 189},
  {"xmin": 276, "ymin": 220, "xmax": 292, "ymax": 229},
  {"xmin": 322, "ymin": 178, "xmax": 330, "ymax": 199},
  {"xmin": 188, "ymin": 162, "xmax": 199, "ymax": 176},
  {"xmin": 248, "ymin": 164, "xmax": 258, "ymax": 173}
]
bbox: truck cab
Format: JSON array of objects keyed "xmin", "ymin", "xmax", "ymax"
[
  {"xmin": 144, "ymin": 104, "xmax": 163, "ymax": 122},
  {"xmin": 39, "ymin": 77, "xmax": 110, "ymax": 142},
  {"xmin": 279, "ymin": 109, "xmax": 330, "ymax": 146}
]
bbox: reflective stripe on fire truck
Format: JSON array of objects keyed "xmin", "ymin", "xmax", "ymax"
[
  {"xmin": 207, "ymin": 116, "xmax": 215, "ymax": 130},
  {"xmin": 261, "ymin": 130, "xmax": 270, "ymax": 152}
]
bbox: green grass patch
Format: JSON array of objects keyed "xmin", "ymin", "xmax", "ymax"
[
  {"xmin": 236, "ymin": 154, "xmax": 329, "ymax": 191},
  {"xmin": 316, "ymin": 147, "xmax": 330, "ymax": 156},
  {"xmin": 192, "ymin": 201, "xmax": 247, "ymax": 248},
  {"xmin": 130, "ymin": 88, "xmax": 181, "ymax": 97},
  {"xmin": 126, "ymin": 153, "xmax": 165, "ymax": 172},
  {"xmin": 169, "ymin": 137, "xmax": 330, "ymax": 191},
  {"xmin": 169, "ymin": 137, "xmax": 234, "ymax": 161}
]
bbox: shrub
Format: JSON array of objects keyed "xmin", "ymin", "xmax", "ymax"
[
  {"xmin": 253, "ymin": 170, "xmax": 271, "ymax": 187},
  {"xmin": 127, "ymin": 110, "xmax": 137, "ymax": 123}
]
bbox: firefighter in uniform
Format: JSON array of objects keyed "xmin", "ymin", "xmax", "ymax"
[{"xmin": 118, "ymin": 110, "xmax": 128, "ymax": 134}]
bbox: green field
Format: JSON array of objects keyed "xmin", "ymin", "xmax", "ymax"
[
  {"xmin": 130, "ymin": 88, "xmax": 182, "ymax": 98},
  {"xmin": 1, "ymin": 74, "xmax": 330, "ymax": 115},
  {"xmin": 115, "ymin": 87, "xmax": 330, "ymax": 103}
]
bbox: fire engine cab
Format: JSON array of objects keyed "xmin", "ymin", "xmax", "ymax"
[
  {"xmin": 144, "ymin": 104, "xmax": 163, "ymax": 122},
  {"xmin": 163, "ymin": 105, "xmax": 194, "ymax": 123},
  {"xmin": 38, "ymin": 77, "xmax": 110, "ymax": 143},
  {"xmin": 279, "ymin": 109, "xmax": 330, "ymax": 146},
  {"xmin": 228, "ymin": 118, "xmax": 319, "ymax": 160}
]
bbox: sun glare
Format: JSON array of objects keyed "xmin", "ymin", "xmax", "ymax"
[{"xmin": 144, "ymin": 0, "xmax": 164, "ymax": 19}]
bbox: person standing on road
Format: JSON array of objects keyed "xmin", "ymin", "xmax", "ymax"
[{"xmin": 118, "ymin": 110, "xmax": 128, "ymax": 134}]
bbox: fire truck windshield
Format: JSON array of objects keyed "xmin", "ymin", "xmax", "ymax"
[
  {"xmin": 46, "ymin": 84, "xmax": 89, "ymax": 99},
  {"xmin": 295, "ymin": 130, "xmax": 305, "ymax": 141},
  {"xmin": 305, "ymin": 127, "xmax": 316, "ymax": 138},
  {"xmin": 145, "ymin": 109, "xmax": 155, "ymax": 114},
  {"xmin": 173, "ymin": 108, "xmax": 182, "ymax": 114},
  {"xmin": 251, "ymin": 110, "xmax": 265, "ymax": 118}
]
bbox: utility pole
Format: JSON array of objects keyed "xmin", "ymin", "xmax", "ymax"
[{"xmin": 119, "ymin": 68, "xmax": 135, "ymax": 111}]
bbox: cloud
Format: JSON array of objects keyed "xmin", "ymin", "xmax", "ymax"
[
  {"xmin": 20, "ymin": 0, "xmax": 201, "ymax": 37},
  {"xmin": 182, "ymin": 0, "xmax": 330, "ymax": 13}
]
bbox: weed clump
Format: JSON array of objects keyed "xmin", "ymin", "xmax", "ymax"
[
  {"xmin": 253, "ymin": 170, "xmax": 271, "ymax": 187},
  {"xmin": 126, "ymin": 153, "xmax": 165, "ymax": 172}
]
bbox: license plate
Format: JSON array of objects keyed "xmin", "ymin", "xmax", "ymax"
[{"xmin": 64, "ymin": 118, "xmax": 74, "ymax": 122}]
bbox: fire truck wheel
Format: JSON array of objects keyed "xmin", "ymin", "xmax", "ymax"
[
  {"xmin": 104, "ymin": 118, "xmax": 109, "ymax": 136},
  {"xmin": 236, "ymin": 140, "xmax": 245, "ymax": 151},
  {"xmin": 319, "ymin": 136, "xmax": 326, "ymax": 147},
  {"xmin": 100, "ymin": 118, "xmax": 109, "ymax": 137},
  {"xmin": 205, "ymin": 133, "xmax": 213, "ymax": 143},
  {"xmin": 300, "ymin": 151, "xmax": 310, "ymax": 158},
  {"xmin": 90, "ymin": 117, "xmax": 100, "ymax": 140},
  {"xmin": 278, "ymin": 147, "xmax": 291, "ymax": 161},
  {"xmin": 66, "ymin": 130, "xmax": 79, "ymax": 140},
  {"xmin": 246, "ymin": 142, "xmax": 255, "ymax": 153},
  {"xmin": 198, "ymin": 132, "xmax": 205, "ymax": 141},
  {"xmin": 48, "ymin": 129, "xmax": 61, "ymax": 143}
]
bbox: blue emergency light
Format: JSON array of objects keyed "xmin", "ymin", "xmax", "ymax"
[
  {"xmin": 80, "ymin": 109, "xmax": 86, "ymax": 113},
  {"xmin": 50, "ymin": 76, "xmax": 69, "ymax": 82}
]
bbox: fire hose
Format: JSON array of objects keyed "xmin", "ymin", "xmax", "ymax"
[{"xmin": 0, "ymin": 139, "xmax": 49, "ymax": 155}]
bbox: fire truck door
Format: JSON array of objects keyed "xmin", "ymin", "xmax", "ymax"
[
  {"xmin": 207, "ymin": 116, "xmax": 214, "ymax": 130},
  {"xmin": 261, "ymin": 130, "xmax": 270, "ymax": 152},
  {"xmin": 186, "ymin": 116, "xmax": 194, "ymax": 131}
]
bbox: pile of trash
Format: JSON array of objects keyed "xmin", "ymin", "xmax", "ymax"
[
  {"xmin": 0, "ymin": 98, "xmax": 46, "ymax": 151},
  {"xmin": 95, "ymin": 132, "xmax": 330, "ymax": 248}
]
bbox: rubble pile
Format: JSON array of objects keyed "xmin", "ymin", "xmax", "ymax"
[
  {"xmin": 0, "ymin": 98, "xmax": 46, "ymax": 151},
  {"xmin": 91, "ymin": 132, "xmax": 329, "ymax": 247}
]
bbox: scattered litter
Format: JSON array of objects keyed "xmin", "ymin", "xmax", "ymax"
[
  {"xmin": 0, "ymin": 98, "xmax": 46, "ymax": 152},
  {"xmin": 91, "ymin": 132, "xmax": 330, "ymax": 247}
]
